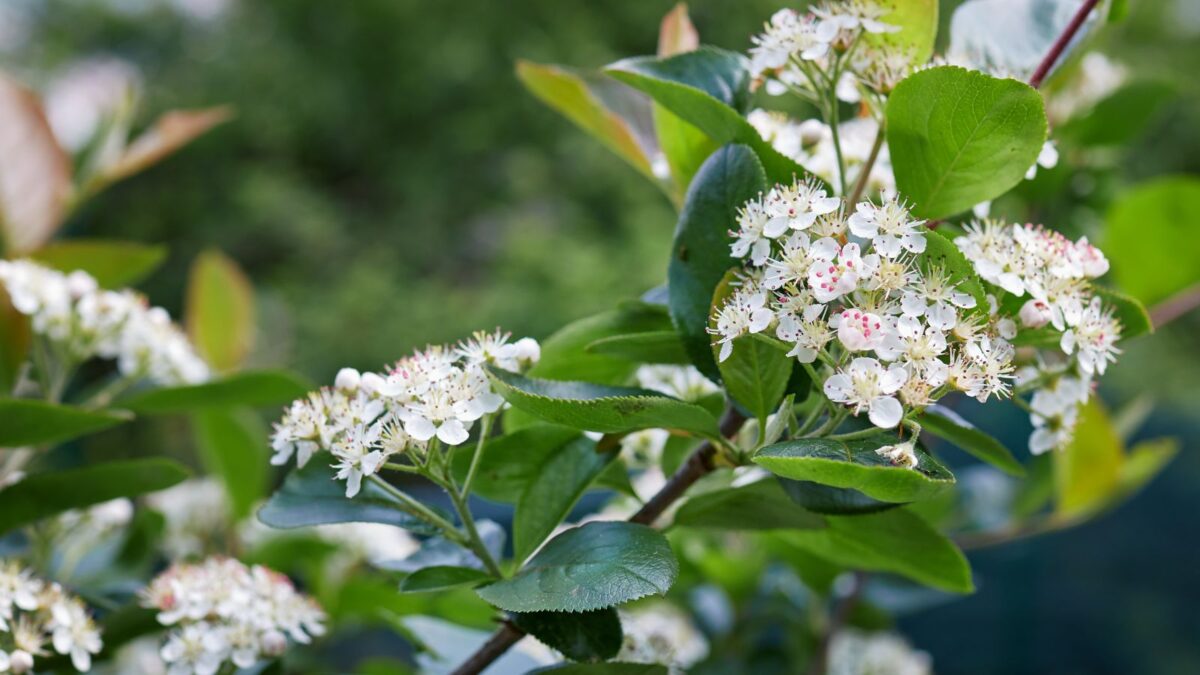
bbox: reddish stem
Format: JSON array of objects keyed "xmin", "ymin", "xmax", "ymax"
[{"xmin": 1028, "ymin": 0, "xmax": 1100, "ymax": 89}]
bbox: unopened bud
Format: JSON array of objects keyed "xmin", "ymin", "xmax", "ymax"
[{"xmin": 334, "ymin": 368, "xmax": 361, "ymax": 391}]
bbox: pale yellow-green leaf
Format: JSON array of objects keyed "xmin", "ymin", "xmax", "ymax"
[
  {"xmin": 865, "ymin": 0, "xmax": 939, "ymax": 64},
  {"xmin": 186, "ymin": 249, "xmax": 255, "ymax": 372},
  {"xmin": 1053, "ymin": 399, "xmax": 1123, "ymax": 519},
  {"xmin": 99, "ymin": 106, "xmax": 233, "ymax": 185},
  {"xmin": 657, "ymin": 3, "xmax": 699, "ymax": 58}
]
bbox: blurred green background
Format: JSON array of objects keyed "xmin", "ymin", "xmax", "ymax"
[{"xmin": 4, "ymin": 0, "xmax": 1198, "ymax": 672}]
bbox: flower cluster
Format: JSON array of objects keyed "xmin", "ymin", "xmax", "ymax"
[
  {"xmin": 0, "ymin": 260, "xmax": 208, "ymax": 387},
  {"xmin": 956, "ymin": 220, "xmax": 1121, "ymax": 453},
  {"xmin": 0, "ymin": 560, "xmax": 102, "ymax": 673},
  {"xmin": 749, "ymin": 1, "xmax": 911, "ymax": 104},
  {"xmin": 270, "ymin": 330, "xmax": 539, "ymax": 496},
  {"xmin": 710, "ymin": 180, "xmax": 1017, "ymax": 435},
  {"xmin": 140, "ymin": 557, "xmax": 325, "ymax": 675},
  {"xmin": 616, "ymin": 602, "xmax": 710, "ymax": 673},
  {"xmin": 828, "ymin": 629, "xmax": 932, "ymax": 675}
]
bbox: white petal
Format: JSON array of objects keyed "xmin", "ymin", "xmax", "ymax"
[
  {"xmin": 437, "ymin": 419, "xmax": 470, "ymax": 446},
  {"xmin": 404, "ymin": 416, "xmax": 437, "ymax": 441},
  {"xmin": 823, "ymin": 374, "xmax": 853, "ymax": 402},
  {"xmin": 868, "ymin": 396, "xmax": 903, "ymax": 428}
]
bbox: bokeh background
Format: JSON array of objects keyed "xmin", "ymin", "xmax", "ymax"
[{"xmin": 3, "ymin": 0, "xmax": 1198, "ymax": 672}]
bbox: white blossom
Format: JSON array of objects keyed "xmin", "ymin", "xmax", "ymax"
[
  {"xmin": 824, "ymin": 357, "xmax": 908, "ymax": 428},
  {"xmin": 876, "ymin": 441, "xmax": 919, "ymax": 469},
  {"xmin": 0, "ymin": 561, "xmax": 99, "ymax": 673},
  {"xmin": 709, "ymin": 285, "xmax": 773, "ymax": 362},
  {"xmin": 847, "ymin": 197, "xmax": 926, "ymax": 258}
]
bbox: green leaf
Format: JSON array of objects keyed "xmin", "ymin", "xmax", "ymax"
[
  {"xmin": 711, "ymin": 271, "xmax": 790, "ymax": 419},
  {"xmin": 1104, "ymin": 176, "xmax": 1200, "ymax": 305},
  {"xmin": 1053, "ymin": 398, "xmax": 1125, "ymax": 519},
  {"xmin": 118, "ymin": 370, "xmax": 311, "ymax": 414},
  {"xmin": 532, "ymin": 665, "xmax": 667, "ymax": 675},
  {"xmin": 192, "ymin": 407, "xmax": 269, "ymax": 520},
  {"xmin": 450, "ymin": 425, "xmax": 583, "ymax": 503},
  {"xmin": 517, "ymin": 60, "xmax": 657, "ymax": 184},
  {"xmin": 584, "ymin": 331, "xmax": 690, "ymax": 365},
  {"xmin": 513, "ymin": 436, "xmax": 620, "ymax": 563},
  {"xmin": 673, "ymin": 479, "xmax": 825, "ymax": 530},
  {"xmin": 0, "ymin": 290, "xmax": 30, "ymax": 393},
  {"xmin": 186, "ymin": 248, "xmax": 255, "ymax": 372},
  {"xmin": 399, "ymin": 566, "xmax": 492, "ymax": 593},
  {"xmin": 754, "ymin": 434, "xmax": 954, "ymax": 503},
  {"xmin": 776, "ymin": 478, "xmax": 899, "ymax": 515},
  {"xmin": 1093, "ymin": 286, "xmax": 1153, "ymax": 338},
  {"xmin": 667, "ymin": 144, "xmax": 768, "ymax": 381},
  {"xmin": 257, "ymin": 451, "xmax": 443, "ymax": 534},
  {"xmin": 779, "ymin": 508, "xmax": 974, "ymax": 593},
  {"xmin": 528, "ymin": 304, "xmax": 673, "ymax": 385},
  {"xmin": 887, "ymin": 66, "xmax": 1047, "ymax": 219},
  {"xmin": 476, "ymin": 521, "xmax": 677, "ymax": 613},
  {"xmin": 864, "ymin": 0, "xmax": 938, "ymax": 64},
  {"xmin": 0, "ymin": 399, "xmax": 129, "ymax": 446},
  {"xmin": 918, "ymin": 407, "xmax": 1024, "ymax": 476},
  {"xmin": 486, "ymin": 366, "xmax": 719, "ymax": 437},
  {"xmin": 655, "ymin": 106, "xmax": 719, "ymax": 199},
  {"xmin": 606, "ymin": 50, "xmax": 808, "ymax": 186},
  {"xmin": 919, "ymin": 228, "xmax": 988, "ymax": 313},
  {"xmin": 1057, "ymin": 81, "xmax": 1173, "ymax": 146},
  {"xmin": 510, "ymin": 609, "xmax": 623, "ymax": 663},
  {"xmin": 30, "ymin": 239, "xmax": 167, "ymax": 288},
  {"xmin": 0, "ymin": 459, "xmax": 189, "ymax": 534},
  {"xmin": 1116, "ymin": 438, "xmax": 1177, "ymax": 500}
]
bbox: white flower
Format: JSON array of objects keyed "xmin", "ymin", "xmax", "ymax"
[
  {"xmin": 0, "ymin": 563, "xmax": 98, "ymax": 674},
  {"xmin": 823, "ymin": 357, "xmax": 908, "ymax": 428},
  {"xmin": 833, "ymin": 308, "xmax": 887, "ymax": 352},
  {"xmin": 847, "ymin": 197, "xmax": 926, "ymax": 258},
  {"xmin": 331, "ymin": 423, "xmax": 385, "ymax": 498},
  {"xmin": 402, "ymin": 389, "xmax": 471, "ymax": 445},
  {"xmin": 964, "ymin": 336, "xmax": 1015, "ymax": 401},
  {"xmin": 776, "ymin": 306, "xmax": 834, "ymax": 363},
  {"xmin": 617, "ymin": 602, "xmax": 709, "ymax": 671},
  {"xmin": 729, "ymin": 197, "xmax": 774, "ymax": 266},
  {"xmin": 709, "ymin": 286, "xmax": 773, "ymax": 362},
  {"xmin": 1025, "ymin": 140, "xmax": 1059, "ymax": 180},
  {"xmin": 334, "ymin": 367, "xmax": 361, "ymax": 390},
  {"xmin": 636, "ymin": 365, "xmax": 719, "ymax": 402},
  {"xmin": 1018, "ymin": 298, "xmax": 1053, "ymax": 329},
  {"xmin": 828, "ymin": 629, "xmax": 931, "ymax": 675},
  {"xmin": 1060, "ymin": 296, "xmax": 1122, "ymax": 376},
  {"xmin": 749, "ymin": 10, "xmax": 833, "ymax": 76},
  {"xmin": 807, "ymin": 239, "xmax": 876, "ymax": 303},
  {"xmin": 764, "ymin": 179, "xmax": 840, "ymax": 235},
  {"xmin": 814, "ymin": 0, "xmax": 900, "ymax": 37},
  {"xmin": 876, "ymin": 315, "xmax": 948, "ymax": 386},
  {"xmin": 457, "ymin": 330, "xmax": 539, "ymax": 372},
  {"xmin": 876, "ymin": 441, "xmax": 919, "ymax": 469},
  {"xmin": 1028, "ymin": 377, "xmax": 1090, "ymax": 455},
  {"xmin": 763, "ymin": 231, "xmax": 816, "ymax": 290},
  {"xmin": 50, "ymin": 598, "xmax": 102, "ymax": 672},
  {"xmin": 159, "ymin": 623, "xmax": 226, "ymax": 675},
  {"xmin": 900, "ymin": 266, "xmax": 976, "ymax": 331}
]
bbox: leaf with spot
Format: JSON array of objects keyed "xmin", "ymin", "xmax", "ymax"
[
  {"xmin": 754, "ymin": 433, "xmax": 955, "ymax": 503},
  {"xmin": 486, "ymin": 366, "xmax": 719, "ymax": 437},
  {"xmin": 887, "ymin": 66, "xmax": 1047, "ymax": 219},
  {"xmin": 666, "ymin": 144, "xmax": 768, "ymax": 381},
  {"xmin": 476, "ymin": 522, "xmax": 678, "ymax": 613}
]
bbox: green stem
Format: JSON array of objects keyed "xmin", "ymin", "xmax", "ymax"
[
  {"xmin": 825, "ymin": 426, "xmax": 886, "ymax": 442},
  {"xmin": 461, "ymin": 415, "xmax": 492, "ymax": 497},
  {"xmin": 366, "ymin": 474, "xmax": 466, "ymax": 545},
  {"xmin": 846, "ymin": 120, "xmax": 885, "ymax": 206},
  {"xmin": 808, "ymin": 408, "xmax": 848, "ymax": 437},
  {"xmin": 448, "ymin": 488, "xmax": 502, "ymax": 577},
  {"xmin": 796, "ymin": 398, "xmax": 826, "ymax": 436}
]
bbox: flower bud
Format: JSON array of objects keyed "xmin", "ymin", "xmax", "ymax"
[
  {"xmin": 65, "ymin": 270, "xmax": 97, "ymax": 299},
  {"xmin": 10, "ymin": 650, "xmax": 35, "ymax": 674},
  {"xmin": 359, "ymin": 371, "xmax": 384, "ymax": 394},
  {"xmin": 261, "ymin": 629, "xmax": 288, "ymax": 656},
  {"xmin": 334, "ymin": 368, "xmax": 361, "ymax": 391},
  {"xmin": 1019, "ymin": 299, "xmax": 1052, "ymax": 329}
]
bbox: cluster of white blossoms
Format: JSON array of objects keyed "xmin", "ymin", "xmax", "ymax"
[
  {"xmin": 710, "ymin": 179, "xmax": 1018, "ymax": 439},
  {"xmin": 0, "ymin": 560, "xmax": 102, "ymax": 673},
  {"xmin": 955, "ymin": 220, "xmax": 1121, "ymax": 454},
  {"xmin": 616, "ymin": 602, "xmax": 710, "ymax": 674},
  {"xmin": 0, "ymin": 260, "xmax": 208, "ymax": 387},
  {"xmin": 828, "ymin": 629, "xmax": 932, "ymax": 675},
  {"xmin": 749, "ymin": 1, "xmax": 913, "ymax": 102},
  {"xmin": 140, "ymin": 558, "xmax": 325, "ymax": 675},
  {"xmin": 270, "ymin": 331, "xmax": 539, "ymax": 497}
]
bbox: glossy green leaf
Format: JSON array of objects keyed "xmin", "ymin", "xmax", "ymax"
[
  {"xmin": 864, "ymin": 0, "xmax": 938, "ymax": 64},
  {"xmin": 451, "ymin": 425, "xmax": 582, "ymax": 503},
  {"xmin": 399, "ymin": 566, "xmax": 492, "ymax": 593},
  {"xmin": 584, "ymin": 330, "xmax": 690, "ymax": 365},
  {"xmin": 516, "ymin": 60, "xmax": 657, "ymax": 183},
  {"xmin": 193, "ymin": 407, "xmax": 269, "ymax": 520},
  {"xmin": 779, "ymin": 508, "xmax": 974, "ymax": 593},
  {"xmin": 711, "ymin": 270, "xmax": 790, "ymax": 420},
  {"xmin": 887, "ymin": 66, "xmax": 1047, "ymax": 219},
  {"xmin": 513, "ymin": 436, "xmax": 620, "ymax": 563},
  {"xmin": 1057, "ymin": 81, "xmax": 1173, "ymax": 146},
  {"xmin": 0, "ymin": 459, "xmax": 189, "ymax": 534},
  {"xmin": 30, "ymin": 239, "xmax": 167, "ymax": 288},
  {"xmin": 186, "ymin": 248, "xmax": 255, "ymax": 372},
  {"xmin": 476, "ymin": 521, "xmax": 678, "ymax": 613},
  {"xmin": 776, "ymin": 477, "xmax": 899, "ymax": 515},
  {"xmin": 655, "ymin": 106, "xmax": 719, "ymax": 199},
  {"xmin": 755, "ymin": 434, "xmax": 954, "ymax": 503},
  {"xmin": 1104, "ymin": 176, "xmax": 1200, "ymax": 305},
  {"xmin": 118, "ymin": 370, "xmax": 310, "ymax": 414},
  {"xmin": 673, "ymin": 479, "xmax": 825, "ymax": 530},
  {"xmin": 258, "ymin": 451, "xmax": 444, "ymax": 534},
  {"xmin": 606, "ymin": 50, "xmax": 808, "ymax": 185},
  {"xmin": 528, "ymin": 304, "xmax": 673, "ymax": 385},
  {"xmin": 0, "ymin": 399, "xmax": 130, "ymax": 446},
  {"xmin": 1093, "ymin": 286, "xmax": 1153, "ymax": 338},
  {"xmin": 666, "ymin": 144, "xmax": 768, "ymax": 381},
  {"xmin": 509, "ymin": 608, "xmax": 623, "ymax": 662},
  {"xmin": 918, "ymin": 407, "xmax": 1024, "ymax": 476},
  {"xmin": 486, "ymin": 366, "xmax": 719, "ymax": 437}
]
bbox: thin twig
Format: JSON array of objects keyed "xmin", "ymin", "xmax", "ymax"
[
  {"xmin": 807, "ymin": 572, "xmax": 867, "ymax": 675},
  {"xmin": 1149, "ymin": 282, "xmax": 1200, "ymax": 328},
  {"xmin": 1028, "ymin": 0, "xmax": 1100, "ymax": 89},
  {"xmin": 846, "ymin": 122, "xmax": 885, "ymax": 206}
]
